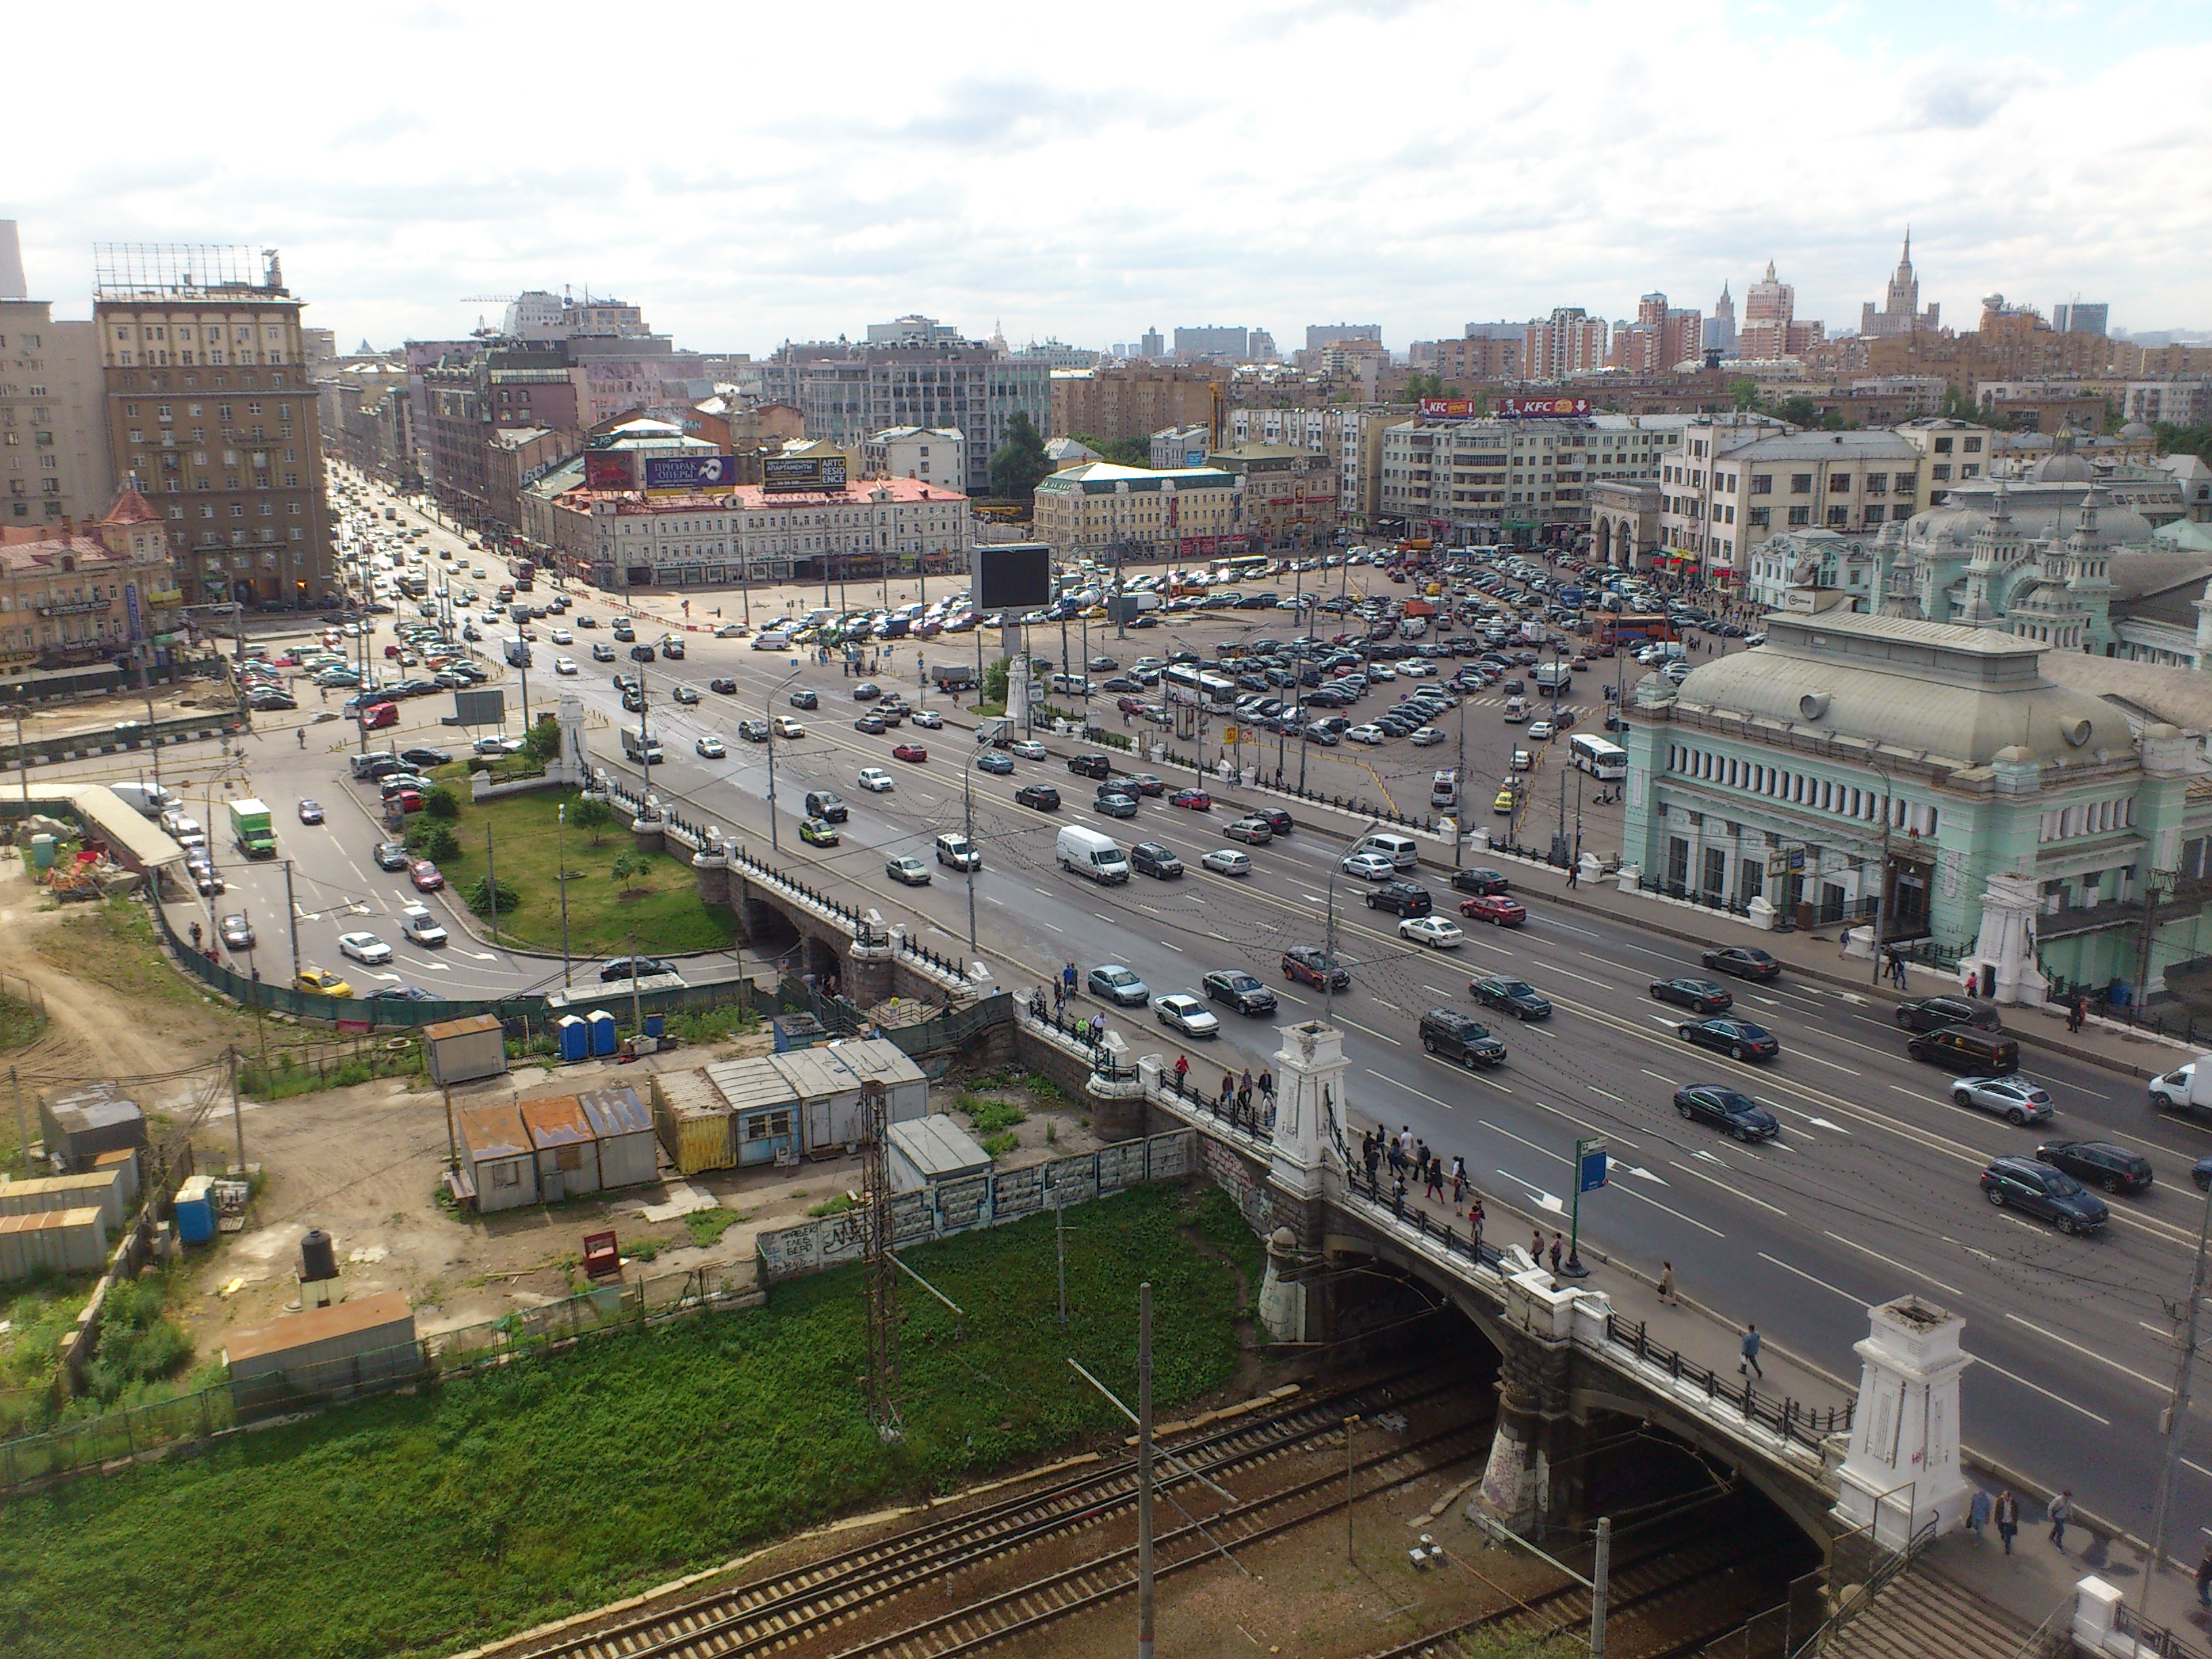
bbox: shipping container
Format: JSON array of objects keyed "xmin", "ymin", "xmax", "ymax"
[
  {"xmin": 94, "ymin": 1147, "xmax": 141, "ymax": 1208},
  {"xmin": 39, "ymin": 1082, "xmax": 146, "ymax": 1171},
  {"xmin": 225, "ymin": 1290, "xmax": 420, "ymax": 1412},
  {"xmin": 0, "ymin": 1166, "xmax": 129, "ymax": 1233},
  {"xmin": 518, "ymin": 1094, "xmax": 601, "ymax": 1202},
  {"xmin": 649, "ymin": 1069, "xmax": 740, "ymax": 1174},
  {"xmin": 823, "ymin": 1039, "xmax": 930, "ymax": 1128},
  {"xmin": 424, "ymin": 1013, "xmax": 508, "ymax": 1086},
  {"xmin": 455, "ymin": 1103, "xmax": 537, "ymax": 1212},
  {"xmin": 0, "ymin": 1207, "xmax": 108, "ymax": 1280},
  {"xmin": 580, "ymin": 1086, "xmax": 658, "ymax": 1190},
  {"xmin": 767, "ymin": 1048, "xmax": 866, "ymax": 1160}
]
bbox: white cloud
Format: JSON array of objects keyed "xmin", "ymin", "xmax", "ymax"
[{"xmin": 7, "ymin": 0, "xmax": 2211, "ymax": 349}]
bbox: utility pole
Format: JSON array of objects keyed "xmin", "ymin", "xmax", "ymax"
[
  {"xmin": 861, "ymin": 1080, "xmax": 902, "ymax": 1440},
  {"xmin": 1138, "ymin": 1279, "xmax": 1155, "ymax": 1659},
  {"xmin": 10, "ymin": 1066, "xmax": 26, "ymax": 1171},
  {"xmin": 485, "ymin": 821, "xmax": 500, "ymax": 947},
  {"xmin": 558, "ymin": 802, "xmax": 571, "ymax": 987},
  {"xmin": 1345, "ymin": 1412, "xmax": 1359, "ymax": 1563},
  {"xmin": 283, "ymin": 859, "xmax": 301, "ymax": 982},
  {"xmin": 2142, "ymin": 1177, "xmax": 2212, "ymax": 1631},
  {"xmin": 627, "ymin": 931, "xmax": 643, "ymax": 1038},
  {"xmin": 1056, "ymin": 1197, "xmax": 1067, "ymax": 1324},
  {"xmin": 227, "ymin": 1046, "xmax": 246, "ymax": 1177},
  {"xmin": 1869, "ymin": 766, "xmax": 1893, "ymax": 986},
  {"xmin": 1454, "ymin": 697, "xmax": 1468, "ymax": 869},
  {"xmin": 1591, "ymin": 1516, "xmax": 1612, "ymax": 1659}
]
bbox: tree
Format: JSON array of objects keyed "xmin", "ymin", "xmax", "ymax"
[
  {"xmin": 609, "ymin": 851, "xmax": 653, "ymax": 895},
  {"xmin": 422, "ymin": 825, "xmax": 462, "ymax": 864},
  {"xmin": 464, "ymin": 876, "xmax": 520, "ymax": 916},
  {"xmin": 570, "ymin": 797, "xmax": 614, "ymax": 846},
  {"xmin": 423, "ymin": 785, "xmax": 460, "ymax": 821},
  {"xmin": 525, "ymin": 713, "xmax": 562, "ymax": 766},
  {"xmin": 983, "ymin": 655, "xmax": 1011, "ymax": 706},
  {"xmin": 1728, "ymin": 377, "xmax": 1763, "ymax": 412},
  {"xmin": 989, "ymin": 411, "xmax": 1052, "ymax": 501}
]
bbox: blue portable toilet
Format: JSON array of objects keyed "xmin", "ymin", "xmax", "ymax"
[
  {"xmin": 588, "ymin": 1009, "xmax": 618, "ymax": 1056},
  {"xmin": 556, "ymin": 1015, "xmax": 589, "ymax": 1063},
  {"xmin": 644, "ymin": 1012, "xmax": 665, "ymax": 1040},
  {"xmin": 173, "ymin": 1174, "xmax": 216, "ymax": 1244}
]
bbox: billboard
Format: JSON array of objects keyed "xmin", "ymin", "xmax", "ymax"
[
  {"xmin": 584, "ymin": 451, "xmax": 636, "ymax": 490},
  {"xmin": 762, "ymin": 454, "xmax": 848, "ymax": 495},
  {"xmin": 1418, "ymin": 398, "xmax": 1481, "ymax": 419},
  {"xmin": 971, "ymin": 543, "xmax": 1053, "ymax": 611},
  {"xmin": 453, "ymin": 687, "xmax": 506, "ymax": 729},
  {"xmin": 1498, "ymin": 396, "xmax": 1593, "ymax": 418},
  {"xmin": 644, "ymin": 453, "xmax": 738, "ymax": 494}
]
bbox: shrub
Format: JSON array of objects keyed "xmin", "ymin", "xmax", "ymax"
[
  {"xmin": 609, "ymin": 851, "xmax": 652, "ymax": 891},
  {"xmin": 570, "ymin": 797, "xmax": 615, "ymax": 846},
  {"xmin": 465, "ymin": 876, "xmax": 521, "ymax": 916},
  {"xmin": 963, "ymin": 1097, "xmax": 1027, "ymax": 1135},
  {"xmin": 525, "ymin": 714, "xmax": 562, "ymax": 765},
  {"xmin": 979, "ymin": 1132, "xmax": 1019, "ymax": 1160},
  {"xmin": 424, "ymin": 785, "xmax": 460, "ymax": 821},
  {"xmin": 422, "ymin": 825, "xmax": 462, "ymax": 864}
]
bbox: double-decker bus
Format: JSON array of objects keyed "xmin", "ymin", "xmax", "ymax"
[{"xmin": 1163, "ymin": 663, "xmax": 1237, "ymax": 713}]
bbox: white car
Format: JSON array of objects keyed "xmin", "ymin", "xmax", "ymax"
[
  {"xmin": 1399, "ymin": 916, "xmax": 1465, "ymax": 950},
  {"xmin": 1409, "ymin": 726, "xmax": 1445, "ymax": 746},
  {"xmin": 696, "ymin": 735, "xmax": 727, "ymax": 758},
  {"xmin": 1664, "ymin": 659, "xmax": 1694, "ymax": 684},
  {"xmin": 1345, "ymin": 724, "xmax": 1388, "ymax": 745},
  {"xmin": 773, "ymin": 715, "xmax": 806, "ymax": 739},
  {"xmin": 1339, "ymin": 850, "xmax": 1398, "ymax": 881},
  {"xmin": 550, "ymin": 628, "xmax": 573, "ymax": 644},
  {"xmin": 857, "ymin": 766, "xmax": 895, "ymax": 792},
  {"xmin": 337, "ymin": 930, "xmax": 394, "ymax": 965},
  {"xmin": 398, "ymin": 905, "xmax": 448, "ymax": 947},
  {"xmin": 474, "ymin": 733, "xmax": 524, "ymax": 755},
  {"xmin": 911, "ymin": 710, "xmax": 943, "ymax": 729},
  {"xmin": 1200, "ymin": 848, "xmax": 1252, "ymax": 876},
  {"xmin": 1155, "ymin": 993, "xmax": 1221, "ymax": 1038},
  {"xmin": 554, "ymin": 656, "xmax": 578, "ymax": 675},
  {"xmin": 1009, "ymin": 739, "xmax": 1048, "ymax": 761},
  {"xmin": 1528, "ymin": 720, "xmax": 1555, "ymax": 741}
]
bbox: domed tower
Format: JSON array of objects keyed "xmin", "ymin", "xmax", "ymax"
[
  {"xmin": 1957, "ymin": 483, "xmax": 2022, "ymax": 628},
  {"xmin": 2062, "ymin": 485, "xmax": 2117, "ymax": 652}
]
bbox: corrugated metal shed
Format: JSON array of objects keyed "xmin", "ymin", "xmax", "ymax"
[
  {"xmin": 518, "ymin": 1094, "xmax": 601, "ymax": 1201},
  {"xmin": 0, "ymin": 1208, "xmax": 108, "ymax": 1279},
  {"xmin": 39, "ymin": 1082, "xmax": 146, "ymax": 1170},
  {"xmin": 768, "ymin": 1047, "xmax": 863, "ymax": 1157},
  {"xmin": 706, "ymin": 1057, "xmax": 801, "ymax": 1167},
  {"xmin": 825, "ymin": 1039, "xmax": 930, "ymax": 1124},
  {"xmin": 887, "ymin": 1114, "xmax": 992, "ymax": 1191},
  {"xmin": 225, "ymin": 1290, "xmax": 419, "ymax": 1412},
  {"xmin": 456, "ymin": 1102, "xmax": 537, "ymax": 1212},
  {"xmin": 0, "ymin": 1166, "xmax": 129, "ymax": 1233},
  {"xmin": 425, "ymin": 1013, "xmax": 508, "ymax": 1086},
  {"xmin": 650, "ymin": 1068, "xmax": 739, "ymax": 1174},
  {"xmin": 580, "ymin": 1085, "xmax": 657, "ymax": 1190}
]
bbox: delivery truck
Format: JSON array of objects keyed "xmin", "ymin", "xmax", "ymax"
[
  {"xmin": 228, "ymin": 798, "xmax": 276, "ymax": 859},
  {"xmin": 2149, "ymin": 1059, "xmax": 2212, "ymax": 1120}
]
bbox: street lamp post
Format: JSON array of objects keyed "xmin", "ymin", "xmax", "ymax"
[
  {"xmin": 1324, "ymin": 816, "xmax": 1385, "ymax": 1027},
  {"xmin": 1867, "ymin": 762, "xmax": 1894, "ymax": 985},
  {"xmin": 765, "ymin": 661, "xmax": 804, "ymax": 853}
]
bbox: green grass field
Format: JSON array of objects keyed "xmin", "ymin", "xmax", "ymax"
[
  {"xmin": 0, "ymin": 1185, "xmax": 1261, "ymax": 1659},
  {"xmin": 424, "ymin": 773, "xmax": 740, "ymax": 957}
]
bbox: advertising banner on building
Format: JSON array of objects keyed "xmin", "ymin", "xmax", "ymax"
[
  {"xmin": 583, "ymin": 451, "xmax": 636, "ymax": 491},
  {"xmin": 762, "ymin": 455, "xmax": 848, "ymax": 495},
  {"xmin": 643, "ymin": 453, "xmax": 738, "ymax": 495},
  {"xmin": 1498, "ymin": 396, "xmax": 1593, "ymax": 419},
  {"xmin": 123, "ymin": 581, "xmax": 143, "ymax": 642},
  {"xmin": 1418, "ymin": 398, "xmax": 1481, "ymax": 419}
]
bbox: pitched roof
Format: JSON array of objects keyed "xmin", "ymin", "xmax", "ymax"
[{"xmin": 97, "ymin": 487, "xmax": 161, "ymax": 527}]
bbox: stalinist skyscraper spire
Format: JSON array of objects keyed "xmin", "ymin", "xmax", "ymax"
[{"xmin": 1860, "ymin": 228, "xmax": 1940, "ymax": 337}]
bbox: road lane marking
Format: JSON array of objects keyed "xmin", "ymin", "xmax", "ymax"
[
  {"xmin": 1337, "ymin": 1016, "xmax": 1400, "ymax": 1045},
  {"xmin": 2003, "ymin": 1313, "xmax": 2167, "ymax": 1391},
  {"xmin": 1160, "ymin": 939, "xmax": 1183, "ymax": 952},
  {"xmin": 1479, "ymin": 1119, "xmax": 1572, "ymax": 1166},
  {"xmin": 1369, "ymin": 1070, "xmax": 1454, "ymax": 1111},
  {"xmin": 1422, "ymin": 984, "xmax": 1452, "ymax": 998},
  {"xmin": 1967, "ymin": 1352, "xmax": 2110, "ymax": 1425},
  {"xmin": 1793, "ymin": 1052, "xmax": 1859, "ymax": 1076},
  {"xmin": 1757, "ymin": 1251, "xmax": 1858, "ymax": 1303},
  {"xmin": 1671, "ymin": 1160, "xmax": 1788, "ymax": 1216},
  {"xmin": 1822, "ymin": 1231, "xmax": 1965, "ymax": 1296},
  {"xmin": 1493, "ymin": 1167, "xmax": 1568, "ymax": 1214},
  {"xmin": 1044, "ymin": 922, "xmax": 1064, "ymax": 933},
  {"xmin": 1587, "ymin": 1086, "xmax": 1622, "ymax": 1102},
  {"xmin": 1533, "ymin": 962, "xmax": 1611, "ymax": 990},
  {"xmin": 1640, "ymin": 1069, "xmax": 1677, "ymax": 1087}
]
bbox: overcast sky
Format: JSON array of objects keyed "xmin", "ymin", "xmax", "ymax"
[{"xmin": 12, "ymin": 0, "xmax": 2211, "ymax": 355}]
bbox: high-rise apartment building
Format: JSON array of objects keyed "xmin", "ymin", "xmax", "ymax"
[
  {"xmin": 1738, "ymin": 262, "xmax": 1824, "ymax": 360},
  {"xmin": 1521, "ymin": 308, "xmax": 1609, "ymax": 380},
  {"xmin": 1859, "ymin": 232, "xmax": 1939, "ymax": 339},
  {"xmin": 2053, "ymin": 302, "xmax": 2110, "ymax": 337},
  {"xmin": 1306, "ymin": 323, "xmax": 1380, "ymax": 352},
  {"xmin": 1050, "ymin": 365, "xmax": 1226, "ymax": 443},
  {"xmin": 1705, "ymin": 283, "xmax": 1737, "ymax": 358},
  {"xmin": 1609, "ymin": 293, "xmax": 1703, "ymax": 373},
  {"xmin": 0, "ymin": 223, "xmax": 114, "ymax": 528},
  {"xmin": 1173, "ymin": 325, "xmax": 1248, "ymax": 362},
  {"xmin": 92, "ymin": 244, "xmax": 335, "ymax": 607},
  {"xmin": 1139, "ymin": 328, "xmax": 1164, "ymax": 360}
]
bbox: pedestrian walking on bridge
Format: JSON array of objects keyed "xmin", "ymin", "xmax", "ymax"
[
  {"xmin": 2047, "ymin": 1490, "xmax": 2072, "ymax": 1552},
  {"xmin": 1995, "ymin": 1490, "xmax": 2019, "ymax": 1555},
  {"xmin": 1738, "ymin": 1323, "xmax": 1763, "ymax": 1379}
]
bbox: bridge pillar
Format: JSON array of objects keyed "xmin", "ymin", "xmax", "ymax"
[
  {"xmin": 1257, "ymin": 1225, "xmax": 1307, "ymax": 1343},
  {"xmin": 1833, "ymin": 1297, "xmax": 1973, "ymax": 1547},
  {"xmin": 844, "ymin": 907, "xmax": 895, "ymax": 1006},
  {"xmin": 1085, "ymin": 1029, "xmax": 1147, "ymax": 1143},
  {"xmin": 691, "ymin": 838, "xmax": 729, "ymax": 907},
  {"xmin": 631, "ymin": 794, "xmax": 666, "ymax": 856},
  {"xmin": 552, "ymin": 693, "xmax": 588, "ymax": 787},
  {"xmin": 1267, "ymin": 1019, "xmax": 1347, "ymax": 1243},
  {"xmin": 1474, "ymin": 1269, "xmax": 1595, "ymax": 1536}
]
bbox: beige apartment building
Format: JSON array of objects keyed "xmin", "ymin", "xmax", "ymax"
[
  {"xmin": 1206, "ymin": 443, "xmax": 1338, "ymax": 544},
  {"xmin": 1050, "ymin": 366, "xmax": 1226, "ymax": 442},
  {"xmin": 1031, "ymin": 462, "xmax": 1243, "ymax": 561},
  {"xmin": 93, "ymin": 245, "xmax": 336, "ymax": 608},
  {"xmin": 0, "ymin": 487, "xmax": 176, "ymax": 672},
  {"xmin": 1, "ymin": 224, "xmax": 114, "ymax": 529},
  {"xmin": 1654, "ymin": 417, "xmax": 1920, "ymax": 581}
]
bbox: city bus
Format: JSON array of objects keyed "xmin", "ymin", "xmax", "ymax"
[
  {"xmin": 1163, "ymin": 663, "xmax": 1237, "ymax": 714},
  {"xmin": 1211, "ymin": 554, "xmax": 1273, "ymax": 583},
  {"xmin": 1569, "ymin": 733, "xmax": 1628, "ymax": 781}
]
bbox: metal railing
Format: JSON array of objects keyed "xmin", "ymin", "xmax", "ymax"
[
  {"xmin": 1021, "ymin": 993, "xmax": 1139, "ymax": 1078},
  {"xmin": 1605, "ymin": 1312, "xmax": 1850, "ymax": 1452},
  {"xmin": 1161, "ymin": 1065, "xmax": 1278, "ymax": 1134},
  {"xmin": 1788, "ymin": 1515, "xmax": 1938, "ymax": 1657},
  {"xmin": 2114, "ymin": 1603, "xmax": 2212, "ymax": 1659}
]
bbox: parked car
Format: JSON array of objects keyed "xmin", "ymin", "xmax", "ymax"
[
  {"xmin": 1088, "ymin": 964, "xmax": 1151, "ymax": 1006},
  {"xmin": 1672, "ymin": 1084, "xmax": 1781, "ymax": 1143},
  {"xmin": 409, "ymin": 861, "xmax": 445, "ymax": 893},
  {"xmin": 1459, "ymin": 895, "xmax": 1526, "ymax": 927},
  {"xmin": 1979, "ymin": 1156, "xmax": 2108, "ymax": 1235},
  {"xmin": 1650, "ymin": 976, "xmax": 1734, "ymax": 1015},
  {"xmin": 373, "ymin": 841, "xmax": 411, "ymax": 871},
  {"xmin": 1471, "ymin": 976, "xmax": 1552, "ymax": 1020},
  {"xmin": 1701, "ymin": 945, "xmax": 1781, "ymax": 981},
  {"xmin": 886, "ymin": 855, "xmax": 932, "ymax": 886},
  {"xmin": 600, "ymin": 956, "xmax": 676, "ymax": 982},
  {"xmin": 1202, "ymin": 970, "xmax": 1277, "ymax": 1017},
  {"xmin": 1950, "ymin": 1076, "xmax": 2055, "ymax": 1125},
  {"xmin": 1282, "ymin": 946, "xmax": 1349, "ymax": 991},
  {"xmin": 2035, "ymin": 1141, "xmax": 2154, "ymax": 1195},
  {"xmin": 1676, "ymin": 1017, "xmax": 1778, "ymax": 1062},
  {"xmin": 1896, "ymin": 996, "xmax": 2002, "ymax": 1034},
  {"xmin": 1155, "ymin": 993, "xmax": 1221, "ymax": 1038}
]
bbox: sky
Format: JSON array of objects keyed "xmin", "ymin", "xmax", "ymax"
[{"xmin": 9, "ymin": 0, "xmax": 2212, "ymax": 356}]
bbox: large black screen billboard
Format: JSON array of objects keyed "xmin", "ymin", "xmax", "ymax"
[{"xmin": 972, "ymin": 542, "xmax": 1053, "ymax": 611}]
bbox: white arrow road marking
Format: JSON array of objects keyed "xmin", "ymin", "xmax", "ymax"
[
  {"xmin": 1835, "ymin": 991, "xmax": 1869, "ymax": 1005},
  {"xmin": 415, "ymin": 961, "xmax": 451, "ymax": 972},
  {"xmin": 456, "ymin": 947, "xmax": 499, "ymax": 961},
  {"xmin": 1806, "ymin": 1116, "xmax": 1851, "ymax": 1134},
  {"xmin": 1494, "ymin": 1168, "xmax": 1567, "ymax": 1214},
  {"xmin": 364, "ymin": 970, "xmax": 403, "ymax": 983}
]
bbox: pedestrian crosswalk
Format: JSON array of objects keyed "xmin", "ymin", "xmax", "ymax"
[{"xmin": 1461, "ymin": 697, "xmax": 1591, "ymax": 720}]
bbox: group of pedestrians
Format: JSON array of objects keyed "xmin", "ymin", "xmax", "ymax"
[{"xmin": 1964, "ymin": 1486, "xmax": 2075, "ymax": 1560}]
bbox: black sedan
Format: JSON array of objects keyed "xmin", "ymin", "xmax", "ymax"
[
  {"xmin": 1677, "ymin": 1017, "xmax": 1780, "ymax": 1063},
  {"xmin": 1282, "ymin": 946, "xmax": 1350, "ymax": 991},
  {"xmin": 1700, "ymin": 945, "xmax": 1780, "ymax": 981},
  {"xmin": 1673, "ymin": 1084, "xmax": 1780, "ymax": 1143},
  {"xmin": 1450, "ymin": 867, "xmax": 1512, "ymax": 897},
  {"xmin": 1202, "ymin": 970, "xmax": 1278, "ymax": 1017},
  {"xmin": 1650, "ymin": 976, "xmax": 1734, "ymax": 1015},
  {"xmin": 1015, "ymin": 783, "xmax": 1061, "ymax": 812},
  {"xmin": 1896, "ymin": 996, "xmax": 2002, "ymax": 1034},
  {"xmin": 399, "ymin": 746, "xmax": 453, "ymax": 769},
  {"xmin": 373, "ymin": 841, "xmax": 412, "ymax": 871},
  {"xmin": 1980, "ymin": 1156, "xmax": 2108, "ymax": 1235},
  {"xmin": 218, "ymin": 913, "xmax": 256, "ymax": 951},
  {"xmin": 2034, "ymin": 1141, "xmax": 2154, "ymax": 1195},
  {"xmin": 1471, "ymin": 976, "xmax": 1551, "ymax": 1021},
  {"xmin": 600, "ymin": 956, "xmax": 676, "ymax": 982}
]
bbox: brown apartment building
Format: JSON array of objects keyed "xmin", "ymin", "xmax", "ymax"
[
  {"xmin": 1050, "ymin": 365, "xmax": 1227, "ymax": 441},
  {"xmin": 91, "ymin": 245, "xmax": 335, "ymax": 609}
]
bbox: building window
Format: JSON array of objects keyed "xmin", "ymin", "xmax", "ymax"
[
  {"xmin": 1866, "ymin": 473, "xmax": 1888, "ymax": 494},
  {"xmin": 1788, "ymin": 506, "xmax": 1811, "ymax": 527},
  {"xmin": 1931, "ymin": 464, "xmax": 1951, "ymax": 481},
  {"xmin": 1830, "ymin": 473, "xmax": 1852, "ymax": 493},
  {"xmin": 1790, "ymin": 474, "xmax": 1812, "ymax": 494}
]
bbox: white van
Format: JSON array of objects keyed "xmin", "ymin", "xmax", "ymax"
[
  {"xmin": 1056, "ymin": 825, "xmax": 1130, "ymax": 884},
  {"xmin": 1429, "ymin": 771, "xmax": 1459, "ymax": 811},
  {"xmin": 1354, "ymin": 832, "xmax": 1420, "ymax": 871}
]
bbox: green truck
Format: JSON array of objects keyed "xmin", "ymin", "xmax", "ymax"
[{"xmin": 228, "ymin": 798, "xmax": 276, "ymax": 859}]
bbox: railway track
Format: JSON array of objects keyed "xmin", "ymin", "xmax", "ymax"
[{"xmin": 518, "ymin": 1364, "xmax": 1465, "ymax": 1659}]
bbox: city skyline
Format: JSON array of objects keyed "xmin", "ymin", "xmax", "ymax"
[{"xmin": 7, "ymin": 0, "xmax": 2211, "ymax": 352}]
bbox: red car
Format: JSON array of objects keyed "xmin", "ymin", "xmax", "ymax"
[
  {"xmin": 1460, "ymin": 894, "xmax": 1527, "ymax": 927},
  {"xmin": 360, "ymin": 701, "xmax": 399, "ymax": 730},
  {"xmin": 1168, "ymin": 788, "xmax": 1212, "ymax": 812},
  {"xmin": 892, "ymin": 743, "xmax": 928, "ymax": 763},
  {"xmin": 409, "ymin": 861, "xmax": 445, "ymax": 892}
]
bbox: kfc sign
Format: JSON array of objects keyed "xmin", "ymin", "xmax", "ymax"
[
  {"xmin": 1418, "ymin": 398, "xmax": 1480, "ymax": 419},
  {"xmin": 1498, "ymin": 396, "xmax": 1593, "ymax": 418}
]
